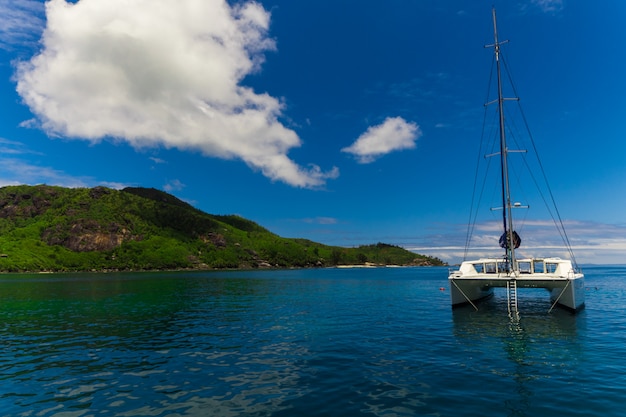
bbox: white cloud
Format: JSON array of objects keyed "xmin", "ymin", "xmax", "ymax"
[
  {"xmin": 342, "ymin": 117, "xmax": 421, "ymax": 164},
  {"xmin": 15, "ymin": 0, "xmax": 337, "ymax": 188}
]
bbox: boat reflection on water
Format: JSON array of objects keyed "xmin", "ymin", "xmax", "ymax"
[
  {"xmin": 451, "ymin": 291, "xmax": 585, "ymax": 417},
  {"xmin": 452, "ymin": 291, "xmax": 583, "ymax": 340}
]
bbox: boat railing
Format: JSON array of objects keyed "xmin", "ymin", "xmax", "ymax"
[{"xmin": 448, "ymin": 267, "xmax": 462, "ymax": 277}]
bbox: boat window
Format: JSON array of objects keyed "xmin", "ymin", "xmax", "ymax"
[
  {"xmin": 497, "ymin": 262, "xmax": 509, "ymax": 273},
  {"xmin": 485, "ymin": 262, "xmax": 496, "ymax": 273},
  {"xmin": 546, "ymin": 263, "xmax": 558, "ymax": 273},
  {"xmin": 534, "ymin": 261, "xmax": 545, "ymax": 273},
  {"xmin": 518, "ymin": 261, "xmax": 531, "ymax": 273},
  {"xmin": 472, "ymin": 263, "xmax": 484, "ymax": 273}
]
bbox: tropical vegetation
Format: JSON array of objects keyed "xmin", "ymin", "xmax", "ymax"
[{"xmin": 0, "ymin": 185, "xmax": 445, "ymax": 272}]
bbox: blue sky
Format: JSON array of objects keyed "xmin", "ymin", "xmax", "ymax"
[{"xmin": 1, "ymin": 0, "xmax": 625, "ymax": 265}]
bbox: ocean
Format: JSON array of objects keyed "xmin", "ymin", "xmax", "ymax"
[{"xmin": 0, "ymin": 265, "xmax": 623, "ymax": 416}]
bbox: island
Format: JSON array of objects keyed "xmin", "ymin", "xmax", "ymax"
[{"xmin": 0, "ymin": 185, "xmax": 445, "ymax": 272}]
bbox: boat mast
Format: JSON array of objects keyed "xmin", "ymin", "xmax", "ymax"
[{"xmin": 491, "ymin": 8, "xmax": 517, "ymax": 270}]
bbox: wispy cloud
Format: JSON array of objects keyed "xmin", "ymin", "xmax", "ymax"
[
  {"xmin": 303, "ymin": 217, "xmax": 338, "ymax": 225},
  {"xmin": 0, "ymin": 157, "xmax": 87, "ymax": 188},
  {"xmin": 0, "ymin": 0, "xmax": 45, "ymax": 51},
  {"xmin": 149, "ymin": 156, "xmax": 166, "ymax": 165},
  {"xmin": 0, "ymin": 137, "xmax": 41, "ymax": 155},
  {"xmin": 519, "ymin": 0, "xmax": 564, "ymax": 15},
  {"xmin": 342, "ymin": 117, "xmax": 421, "ymax": 164},
  {"xmin": 163, "ymin": 179, "xmax": 185, "ymax": 193},
  {"xmin": 406, "ymin": 219, "xmax": 626, "ymax": 265},
  {"xmin": 14, "ymin": 0, "xmax": 338, "ymax": 188},
  {"xmin": 0, "ymin": 139, "xmax": 131, "ymax": 189},
  {"xmin": 372, "ymin": 73, "xmax": 452, "ymax": 103},
  {"xmin": 531, "ymin": 0, "xmax": 564, "ymax": 13}
]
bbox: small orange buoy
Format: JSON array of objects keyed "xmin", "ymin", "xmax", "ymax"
[{"xmin": 439, "ymin": 287, "xmax": 445, "ymax": 291}]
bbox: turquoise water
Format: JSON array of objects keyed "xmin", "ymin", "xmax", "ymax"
[{"xmin": 0, "ymin": 266, "xmax": 623, "ymax": 416}]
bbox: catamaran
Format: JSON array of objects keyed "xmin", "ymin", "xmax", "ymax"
[{"xmin": 448, "ymin": 9, "xmax": 584, "ymax": 315}]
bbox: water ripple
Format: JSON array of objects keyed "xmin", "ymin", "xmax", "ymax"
[{"xmin": 0, "ymin": 268, "xmax": 624, "ymax": 416}]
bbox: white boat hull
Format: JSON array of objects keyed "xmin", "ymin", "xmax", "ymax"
[
  {"xmin": 448, "ymin": 257, "xmax": 585, "ymax": 312},
  {"xmin": 449, "ymin": 279, "xmax": 494, "ymax": 306}
]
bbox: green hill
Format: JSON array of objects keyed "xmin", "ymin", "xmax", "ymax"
[{"xmin": 0, "ymin": 185, "xmax": 445, "ymax": 272}]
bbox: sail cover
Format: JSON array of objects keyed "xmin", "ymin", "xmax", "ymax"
[{"xmin": 499, "ymin": 231, "xmax": 521, "ymax": 249}]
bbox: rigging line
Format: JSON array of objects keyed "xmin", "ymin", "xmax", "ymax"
[
  {"xmin": 501, "ymin": 61, "xmax": 578, "ymax": 265},
  {"xmin": 501, "ymin": 98, "xmax": 559, "ymax": 231},
  {"xmin": 512, "ymin": 140, "xmax": 570, "ymax": 251},
  {"xmin": 466, "ymin": 107, "xmax": 499, "ymax": 260},
  {"xmin": 467, "ymin": 111, "xmax": 499, "ymax": 259},
  {"xmin": 506, "ymin": 124, "xmax": 575, "ymax": 263},
  {"xmin": 501, "ymin": 106, "xmax": 535, "ymax": 213},
  {"xmin": 465, "ymin": 54, "xmax": 496, "ymax": 260},
  {"xmin": 501, "ymin": 54, "xmax": 580, "ymax": 268},
  {"xmin": 503, "ymin": 102, "xmax": 525, "ymax": 149}
]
